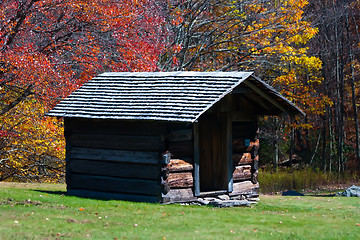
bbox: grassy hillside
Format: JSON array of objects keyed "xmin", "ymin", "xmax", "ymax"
[{"xmin": 0, "ymin": 182, "xmax": 359, "ymax": 239}]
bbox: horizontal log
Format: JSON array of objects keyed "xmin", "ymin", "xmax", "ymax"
[
  {"xmin": 65, "ymin": 118, "xmax": 166, "ymax": 136},
  {"xmin": 68, "ymin": 174, "xmax": 161, "ymax": 196},
  {"xmin": 167, "ymin": 172, "xmax": 193, "ymax": 188},
  {"xmin": 229, "ymin": 181, "xmax": 259, "ymax": 197},
  {"xmin": 68, "ymin": 160, "xmax": 160, "ymax": 180},
  {"xmin": 167, "ymin": 140, "xmax": 193, "ymax": 158},
  {"xmin": 233, "ymin": 153, "xmax": 252, "ymax": 165},
  {"xmin": 233, "ymin": 165, "xmax": 252, "ymax": 181},
  {"xmin": 69, "ymin": 134, "xmax": 161, "ymax": 151},
  {"xmin": 197, "ymin": 190, "xmax": 228, "ymax": 198},
  {"xmin": 168, "ymin": 129, "xmax": 193, "ymax": 142},
  {"xmin": 70, "ymin": 147, "xmax": 159, "ymax": 164},
  {"xmin": 67, "ymin": 189, "xmax": 161, "ymax": 203},
  {"xmin": 168, "ymin": 159, "xmax": 193, "ymax": 172},
  {"xmin": 162, "ymin": 188, "xmax": 196, "ymax": 203}
]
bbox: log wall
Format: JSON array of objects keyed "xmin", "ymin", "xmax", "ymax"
[
  {"xmin": 231, "ymin": 121, "xmax": 260, "ymax": 197},
  {"xmin": 64, "ymin": 118, "xmax": 167, "ymax": 203},
  {"xmin": 162, "ymin": 128, "xmax": 196, "ymax": 202},
  {"xmin": 64, "ymin": 117, "xmax": 259, "ymax": 203}
]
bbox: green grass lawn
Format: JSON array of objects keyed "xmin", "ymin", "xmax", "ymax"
[{"xmin": 0, "ymin": 182, "xmax": 359, "ymax": 240}]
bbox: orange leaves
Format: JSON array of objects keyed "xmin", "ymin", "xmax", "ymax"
[{"xmin": 1, "ymin": 0, "xmax": 167, "ymax": 182}]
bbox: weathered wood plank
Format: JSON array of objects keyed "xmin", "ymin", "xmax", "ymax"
[
  {"xmin": 232, "ymin": 152, "xmax": 253, "ymax": 165},
  {"xmin": 68, "ymin": 160, "xmax": 160, "ymax": 180},
  {"xmin": 243, "ymin": 80, "xmax": 287, "ymax": 113},
  {"xmin": 198, "ymin": 190, "xmax": 228, "ymax": 197},
  {"xmin": 67, "ymin": 189, "xmax": 161, "ymax": 203},
  {"xmin": 233, "ymin": 165, "xmax": 252, "ymax": 181},
  {"xmin": 198, "ymin": 112, "xmax": 227, "ymax": 191},
  {"xmin": 193, "ymin": 122, "xmax": 200, "ymax": 196},
  {"xmin": 167, "ymin": 140, "xmax": 193, "ymax": 158},
  {"xmin": 168, "ymin": 159, "xmax": 193, "ymax": 172},
  {"xmin": 68, "ymin": 174, "xmax": 161, "ymax": 196},
  {"xmin": 162, "ymin": 188, "xmax": 196, "ymax": 203},
  {"xmin": 70, "ymin": 147, "xmax": 159, "ymax": 164},
  {"xmin": 167, "ymin": 172, "xmax": 193, "ymax": 188},
  {"xmin": 69, "ymin": 134, "xmax": 161, "ymax": 151},
  {"xmin": 168, "ymin": 129, "xmax": 193, "ymax": 142},
  {"xmin": 225, "ymin": 109, "xmax": 233, "ymax": 192},
  {"xmin": 64, "ymin": 121, "xmax": 73, "ymax": 185},
  {"xmin": 65, "ymin": 118, "xmax": 167, "ymax": 136},
  {"xmin": 229, "ymin": 181, "xmax": 259, "ymax": 196}
]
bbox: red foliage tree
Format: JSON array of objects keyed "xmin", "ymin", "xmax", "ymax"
[{"xmin": 0, "ymin": 0, "xmax": 167, "ymax": 181}]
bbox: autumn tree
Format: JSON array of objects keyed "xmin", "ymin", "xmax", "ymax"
[
  {"xmin": 0, "ymin": 0, "xmax": 167, "ymax": 181},
  {"xmin": 160, "ymin": 0, "xmax": 317, "ymax": 71},
  {"xmin": 160, "ymin": 0, "xmax": 329, "ymax": 167},
  {"xmin": 305, "ymin": 0, "xmax": 360, "ymax": 171}
]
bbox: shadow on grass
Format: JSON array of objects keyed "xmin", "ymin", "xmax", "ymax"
[
  {"xmin": 33, "ymin": 189, "xmax": 122, "ymax": 201},
  {"xmin": 34, "ymin": 189, "xmax": 67, "ymax": 196},
  {"xmin": 304, "ymin": 194, "xmax": 337, "ymax": 197}
]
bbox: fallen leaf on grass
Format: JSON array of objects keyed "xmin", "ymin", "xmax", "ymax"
[{"xmin": 356, "ymin": 223, "xmax": 360, "ymax": 226}]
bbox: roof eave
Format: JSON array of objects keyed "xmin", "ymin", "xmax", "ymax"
[{"xmin": 249, "ymin": 75, "xmax": 306, "ymax": 117}]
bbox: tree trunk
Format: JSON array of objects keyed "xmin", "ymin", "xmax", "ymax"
[{"xmin": 346, "ymin": 13, "xmax": 360, "ymax": 169}]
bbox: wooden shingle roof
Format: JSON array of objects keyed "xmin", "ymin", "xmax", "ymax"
[{"xmin": 47, "ymin": 72, "xmax": 304, "ymax": 122}]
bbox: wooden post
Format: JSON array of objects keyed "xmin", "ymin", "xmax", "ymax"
[
  {"xmin": 226, "ymin": 111, "xmax": 233, "ymax": 192},
  {"xmin": 64, "ymin": 118, "xmax": 72, "ymax": 189},
  {"xmin": 193, "ymin": 121, "xmax": 200, "ymax": 196}
]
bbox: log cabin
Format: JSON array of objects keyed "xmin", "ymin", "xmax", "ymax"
[{"xmin": 47, "ymin": 72, "xmax": 304, "ymax": 203}]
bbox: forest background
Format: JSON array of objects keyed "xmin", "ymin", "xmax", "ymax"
[{"xmin": 0, "ymin": 0, "xmax": 359, "ymax": 184}]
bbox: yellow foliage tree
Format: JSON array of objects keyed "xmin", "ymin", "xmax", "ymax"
[{"xmin": 0, "ymin": 100, "xmax": 65, "ymax": 182}]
